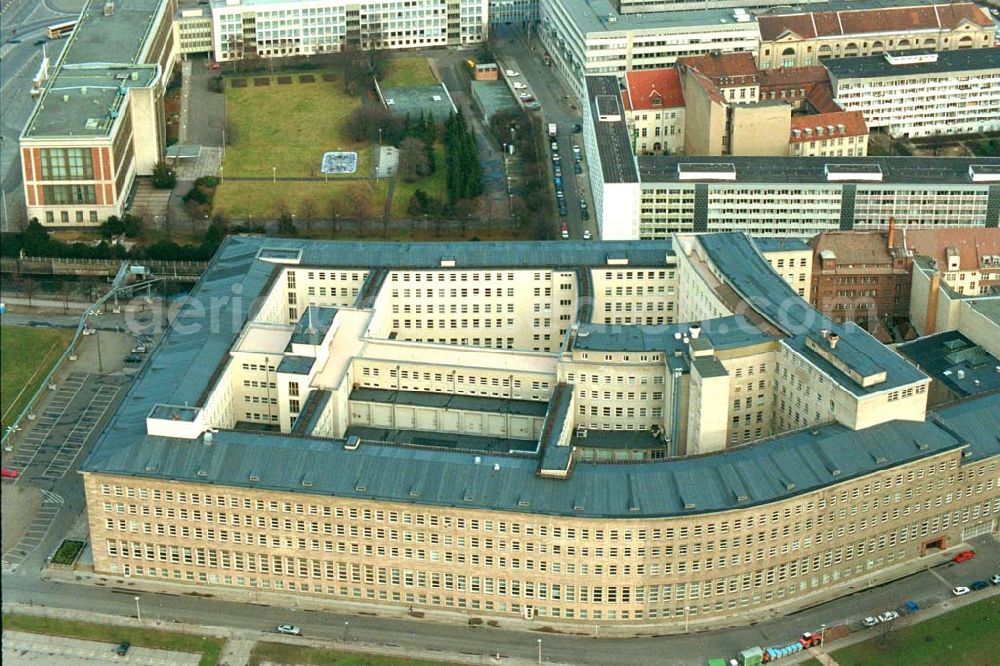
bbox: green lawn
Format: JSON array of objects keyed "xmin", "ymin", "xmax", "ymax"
[
  {"xmin": 2, "ymin": 614, "xmax": 225, "ymax": 666},
  {"xmin": 223, "ymin": 75, "xmax": 370, "ymax": 178},
  {"xmin": 391, "ymin": 143, "xmax": 448, "ymax": 218},
  {"xmin": 1, "ymin": 325, "xmax": 75, "ymax": 423},
  {"xmin": 213, "ymin": 180, "xmax": 387, "ymax": 221},
  {"xmin": 380, "ymin": 57, "xmax": 437, "ymax": 87},
  {"xmin": 250, "ymin": 641, "xmax": 459, "ymax": 666},
  {"xmin": 811, "ymin": 596, "xmax": 1000, "ymax": 666}
]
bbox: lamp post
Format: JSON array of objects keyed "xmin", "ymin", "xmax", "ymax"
[
  {"xmin": 134, "ymin": 596, "xmax": 142, "ymax": 622},
  {"xmin": 343, "ymin": 620, "xmax": 349, "ymax": 641},
  {"xmin": 536, "ymin": 638, "xmax": 542, "ymax": 664},
  {"xmin": 684, "ymin": 606, "xmax": 691, "ymax": 633},
  {"xmin": 272, "ymin": 166, "xmax": 276, "ymax": 183},
  {"xmin": 219, "ymin": 165, "xmax": 224, "ymax": 184},
  {"xmin": 820, "ymin": 623, "xmax": 826, "ymax": 648}
]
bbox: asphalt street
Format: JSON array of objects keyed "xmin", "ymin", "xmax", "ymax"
[
  {"xmin": 0, "ymin": 0, "xmax": 85, "ymax": 231},
  {"xmin": 491, "ymin": 24, "xmax": 595, "ymax": 240}
]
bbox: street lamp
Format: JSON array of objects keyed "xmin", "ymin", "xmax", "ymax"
[
  {"xmin": 343, "ymin": 620, "xmax": 349, "ymax": 641},
  {"xmin": 536, "ymin": 638, "xmax": 542, "ymax": 664},
  {"xmin": 219, "ymin": 165, "xmax": 224, "ymax": 184},
  {"xmin": 820, "ymin": 623, "xmax": 826, "ymax": 648},
  {"xmin": 272, "ymin": 166, "xmax": 277, "ymax": 183},
  {"xmin": 134, "ymin": 596, "xmax": 142, "ymax": 622}
]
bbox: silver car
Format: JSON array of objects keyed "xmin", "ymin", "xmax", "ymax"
[{"xmin": 276, "ymin": 624, "xmax": 302, "ymax": 635}]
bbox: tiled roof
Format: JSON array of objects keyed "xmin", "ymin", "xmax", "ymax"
[
  {"xmin": 759, "ymin": 2, "xmax": 992, "ymax": 42},
  {"xmin": 676, "ymin": 52, "xmax": 759, "ymax": 85},
  {"xmin": 904, "ymin": 228, "xmax": 1000, "ymax": 272},
  {"xmin": 810, "ymin": 230, "xmax": 896, "ymax": 265},
  {"xmin": 623, "ymin": 68, "xmax": 685, "ymax": 111},
  {"xmin": 789, "ymin": 110, "xmax": 868, "ymax": 143}
]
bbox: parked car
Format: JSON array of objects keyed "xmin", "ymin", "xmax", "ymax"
[
  {"xmin": 131, "ymin": 344, "xmax": 148, "ymax": 354},
  {"xmin": 581, "ymin": 209, "xmax": 589, "ymax": 221},
  {"xmin": 513, "ymin": 82, "xmax": 527, "ymax": 90},
  {"xmin": 560, "ymin": 229, "xmax": 569, "ymax": 239},
  {"xmin": 208, "ymin": 62, "xmax": 221, "ymax": 70},
  {"xmin": 554, "ymin": 165, "xmax": 562, "ymax": 177},
  {"xmin": 554, "ymin": 176, "xmax": 562, "ymax": 188},
  {"xmin": 572, "ymin": 123, "xmax": 582, "ymax": 134},
  {"xmin": 123, "ymin": 354, "xmax": 143, "ymax": 365},
  {"xmin": 1, "ymin": 467, "xmax": 18, "ymax": 479},
  {"xmin": 276, "ymin": 624, "xmax": 302, "ymax": 635},
  {"xmin": 82, "ymin": 326, "xmax": 96, "ymax": 336},
  {"xmin": 877, "ymin": 610, "xmax": 899, "ymax": 623},
  {"xmin": 953, "ymin": 550, "xmax": 976, "ymax": 563},
  {"xmin": 573, "ymin": 162, "xmax": 582, "ymax": 174},
  {"xmin": 583, "ymin": 230, "xmax": 592, "ymax": 240},
  {"xmin": 7, "ymin": 38, "xmax": 22, "ymax": 44},
  {"xmin": 991, "ymin": 574, "xmax": 1000, "ymax": 585},
  {"xmin": 35, "ymin": 39, "xmax": 46, "ymax": 46},
  {"xmin": 952, "ymin": 586, "xmax": 971, "ymax": 596},
  {"xmin": 116, "ymin": 641, "xmax": 130, "ymax": 656},
  {"xmin": 862, "ymin": 616, "xmax": 879, "ymax": 628},
  {"xmin": 552, "ymin": 153, "xmax": 560, "ymax": 163},
  {"xmin": 506, "ymin": 69, "xmax": 519, "ymax": 77},
  {"xmin": 550, "ymin": 141, "xmax": 558, "ymax": 151},
  {"xmin": 572, "ymin": 144, "xmax": 581, "ymax": 156},
  {"xmin": 970, "ymin": 580, "xmax": 989, "ymax": 591}
]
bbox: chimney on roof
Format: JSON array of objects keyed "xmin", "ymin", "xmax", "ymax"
[
  {"xmin": 888, "ymin": 216, "xmax": 896, "ymax": 251},
  {"xmin": 828, "ymin": 333, "xmax": 839, "ymax": 350}
]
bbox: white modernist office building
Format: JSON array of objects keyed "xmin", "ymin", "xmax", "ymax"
[
  {"xmin": 584, "ymin": 76, "xmax": 1000, "ymax": 240},
  {"xmin": 826, "ymin": 49, "xmax": 1000, "ymax": 139},
  {"xmin": 211, "ymin": 0, "xmax": 487, "ymax": 61},
  {"xmin": 538, "ymin": 0, "xmax": 759, "ymax": 100}
]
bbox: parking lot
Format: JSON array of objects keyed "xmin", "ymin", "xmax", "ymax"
[
  {"xmin": 3, "ymin": 372, "xmax": 129, "ymax": 484},
  {"xmin": 2, "ymin": 631, "xmax": 200, "ymax": 666}
]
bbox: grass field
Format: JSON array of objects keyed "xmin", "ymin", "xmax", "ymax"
[
  {"xmin": 0, "ymin": 325, "xmax": 75, "ymax": 423},
  {"xmin": 806, "ymin": 596, "xmax": 1000, "ymax": 666},
  {"xmin": 250, "ymin": 641, "xmax": 459, "ymax": 666},
  {"xmin": 380, "ymin": 56, "xmax": 437, "ymax": 87},
  {"xmin": 390, "ymin": 143, "xmax": 448, "ymax": 218},
  {"xmin": 2, "ymin": 614, "xmax": 225, "ymax": 666},
  {"xmin": 213, "ymin": 180, "xmax": 387, "ymax": 220},
  {"xmin": 223, "ymin": 75, "xmax": 370, "ymax": 178}
]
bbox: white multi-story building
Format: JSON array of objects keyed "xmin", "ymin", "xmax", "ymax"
[
  {"xmin": 487, "ymin": 0, "xmax": 537, "ymax": 25},
  {"xmin": 538, "ymin": 0, "xmax": 759, "ymax": 100},
  {"xmin": 175, "ymin": 7, "xmax": 214, "ymax": 56},
  {"xmin": 826, "ymin": 49, "xmax": 1000, "ymax": 138},
  {"xmin": 211, "ymin": 0, "xmax": 487, "ymax": 61}
]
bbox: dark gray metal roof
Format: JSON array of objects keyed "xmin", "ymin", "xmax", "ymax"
[
  {"xmin": 826, "ymin": 48, "xmax": 1000, "ymax": 81},
  {"xmin": 638, "ymin": 156, "xmax": 1000, "ymax": 186},
  {"xmin": 753, "ymin": 238, "xmax": 811, "ymax": 253},
  {"xmin": 586, "ymin": 76, "xmax": 639, "ymax": 185},
  {"xmin": 698, "ymin": 233, "xmax": 926, "ymax": 396},
  {"xmin": 277, "ymin": 355, "xmax": 315, "ymax": 375},
  {"xmin": 350, "ymin": 388, "xmax": 549, "ymax": 418},
  {"xmin": 82, "ymin": 392, "xmax": 998, "ymax": 518},
  {"xmin": 897, "ymin": 332, "xmax": 1000, "ymax": 398},
  {"xmin": 290, "ymin": 306, "xmax": 337, "ymax": 346},
  {"xmin": 692, "ymin": 356, "xmax": 728, "ymax": 378},
  {"xmin": 269, "ymin": 237, "xmax": 672, "ymax": 269},
  {"xmin": 573, "ymin": 316, "xmax": 774, "ymax": 352}
]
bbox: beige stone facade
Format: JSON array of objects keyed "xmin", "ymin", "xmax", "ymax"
[{"xmin": 83, "ymin": 445, "xmax": 998, "ymax": 628}]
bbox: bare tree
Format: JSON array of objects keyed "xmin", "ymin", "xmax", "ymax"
[
  {"xmin": 327, "ymin": 198, "xmax": 341, "ymax": 236},
  {"xmin": 351, "ymin": 185, "xmax": 373, "ymax": 237},
  {"xmin": 19, "ymin": 277, "xmax": 38, "ymax": 308},
  {"xmin": 299, "ymin": 197, "xmax": 317, "ymax": 236},
  {"xmin": 397, "ymin": 137, "xmax": 429, "ymax": 183}
]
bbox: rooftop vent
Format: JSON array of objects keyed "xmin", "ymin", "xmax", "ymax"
[
  {"xmin": 104, "ymin": 1, "xmax": 114, "ymax": 16},
  {"xmin": 249, "ymin": 473, "xmax": 260, "ymax": 482},
  {"xmin": 196, "ymin": 470, "xmax": 207, "ymax": 478}
]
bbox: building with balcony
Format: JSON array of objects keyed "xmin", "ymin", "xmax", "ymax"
[
  {"xmin": 82, "ymin": 234, "xmax": 1000, "ymax": 632},
  {"xmin": 19, "ymin": 0, "xmax": 177, "ymax": 227},
  {"xmin": 826, "ymin": 49, "xmax": 1000, "ymax": 138},
  {"xmin": 211, "ymin": 0, "xmax": 487, "ymax": 61}
]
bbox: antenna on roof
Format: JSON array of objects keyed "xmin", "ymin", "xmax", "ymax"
[{"xmin": 306, "ymin": 303, "xmax": 316, "ymax": 336}]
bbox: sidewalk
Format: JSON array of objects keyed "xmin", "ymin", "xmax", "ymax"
[{"xmin": 1, "ymin": 602, "xmax": 527, "ymax": 666}]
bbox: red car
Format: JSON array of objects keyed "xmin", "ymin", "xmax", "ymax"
[
  {"xmin": 1, "ymin": 467, "xmax": 18, "ymax": 478},
  {"xmin": 953, "ymin": 550, "xmax": 976, "ymax": 563}
]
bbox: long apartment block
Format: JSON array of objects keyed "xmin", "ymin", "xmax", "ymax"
[
  {"xmin": 584, "ymin": 76, "xmax": 1000, "ymax": 240},
  {"xmin": 211, "ymin": 0, "xmax": 488, "ymax": 60},
  {"xmin": 81, "ymin": 235, "xmax": 999, "ymax": 631}
]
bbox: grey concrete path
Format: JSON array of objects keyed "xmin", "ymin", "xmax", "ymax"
[
  {"xmin": 2, "ymin": 630, "xmax": 201, "ymax": 665},
  {"xmin": 217, "ymin": 636, "xmax": 256, "ymax": 666}
]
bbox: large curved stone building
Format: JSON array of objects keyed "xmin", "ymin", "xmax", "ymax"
[{"xmin": 82, "ymin": 234, "xmax": 999, "ymax": 631}]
